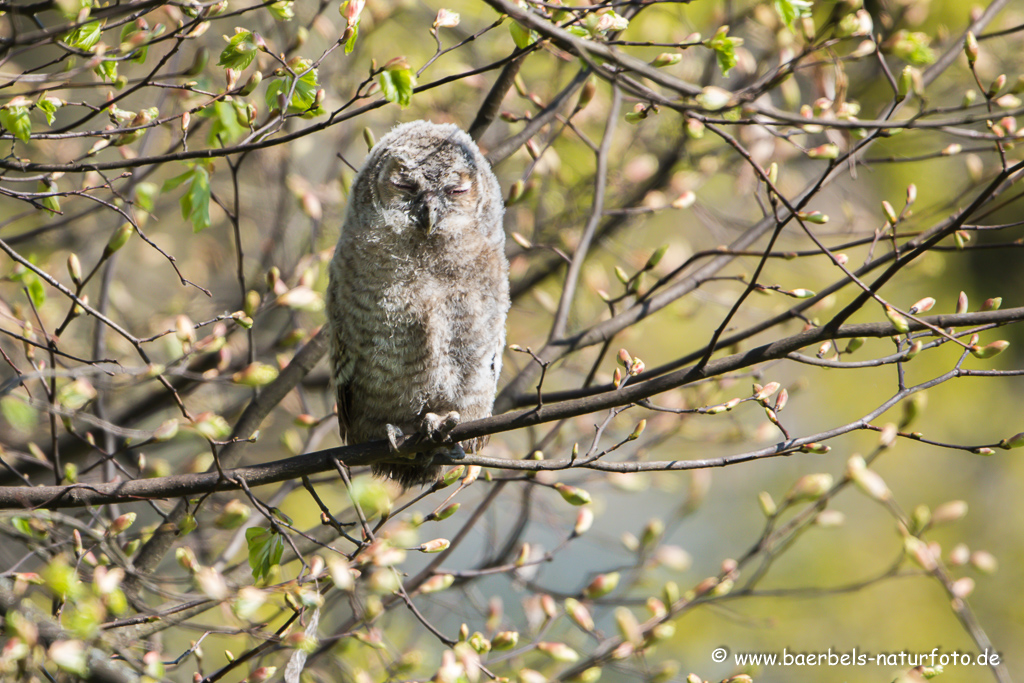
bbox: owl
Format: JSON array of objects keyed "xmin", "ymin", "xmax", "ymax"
[{"xmin": 326, "ymin": 121, "xmax": 510, "ymax": 488}]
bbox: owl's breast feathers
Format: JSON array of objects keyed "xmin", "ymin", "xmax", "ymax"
[{"xmin": 328, "ymin": 230, "xmax": 508, "ymax": 447}]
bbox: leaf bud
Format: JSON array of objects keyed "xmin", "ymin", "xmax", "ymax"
[
  {"xmin": 583, "ymin": 571, "xmax": 620, "ymax": 599},
  {"xmin": 881, "ymin": 200, "xmax": 898, "ymax": 225},
  {"xmin": 997, "ymin": 432, "xmax": 1024, "ymax": 449},
  {"xmin": 982, "ymin": 297, "xmax": 1002, "ymax": 311},
  {"xmin": 806, "ymin": 143, "xmax": 839, "ymax": 160},
  {"xmin": 651, "ymin": 52, "xmax": 682, "ymax": 68},
  {"xmin": 104, "ymin": 223, "xmax": 134, "ymax": 256},
  {"xmin": 908, "ymin": 297, "xmax": 935, "ymax": 314},
  {"xmin": 956, "ymin": 291, "xmax": 969, "ymax": 314},
  {"xmin": 67, "ymin": 253, "xmax": 83, "ymax": 285},
  {"xmin": 554, "ymin": 482, "xmax": 592, "ymax": 506},
  {"xmin": 988, "ymin": 73, "xmax": 1006, "ymax": 98},
  {"xmin": 964, "ymin": 32, "xmax": 979, "ymax": 65},
  {"xmin": 577, "ymin": 78, "xmax": 596, "ymax": 111},
  {"xmin": 785, "ymin": 473, "xmax": 833, "ymax": 502},
  {"xmin": 885, "ymin": 305, "xmax": 910, "ymax": 333},
  {"xmin": 492, "ymin": 631, "xmax": 519, "ymax": 650},
  {"xmin": 239, "ymin": 69, "xmax": 262, "ymax": 95},
  {"xmin": 970, "ymin": 340, "xmax": 1009, "ymax": 359}
]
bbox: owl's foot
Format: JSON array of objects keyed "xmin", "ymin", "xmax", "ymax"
[
  {"xmin": 385, "ymin": 412, "xmax": 461, "ymax": 459},
  {"xmin": 420, "ymin": 411, "xmax": 461, "ymax": 443}
]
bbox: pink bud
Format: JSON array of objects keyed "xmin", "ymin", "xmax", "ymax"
[
  {"xmin": 956, "ymin": 291, "xmax": 969, "ymax": 314},
  {"xmin": 909, "ymin": 297, "xmax": 935, "ymax": 314},
  {"xmin": 343, "ymin": 0, "xmax": 365, "ymax": 25}
]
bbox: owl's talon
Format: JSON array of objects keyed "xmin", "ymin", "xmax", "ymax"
[
  {"xmin": 385, "ymin": 423, "xmax": 405, "ymax": 454},
  {"xmin": 420, "ymin": 411, "xmax": 461, "ymax": 443}
]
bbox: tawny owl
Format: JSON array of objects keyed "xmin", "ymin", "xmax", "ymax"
[{"xmin": 326, "ymin": 121, "xmax": 510, "ymax": 488}]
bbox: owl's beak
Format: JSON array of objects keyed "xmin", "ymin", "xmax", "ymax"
[{"xmin": 415, "ymin": 195, "xmax": 439, "ymax": 235}]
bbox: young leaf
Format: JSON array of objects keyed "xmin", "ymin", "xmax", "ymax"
[
  {"xmin": 163, "ymin": 166, "xmax": 212, "ymax": 232},
  {"xmin": 1, "ymin": 396, "xmax": 38, "ymax": 435},
  {"xmin": 509, "ymin": 21, "xmax": 536, "ymax": 49},
  {"xmin": 10, "ymin": 266, "xmax": 45, "ymax": 307},
  {"xmin": 186, "ymin": 167, "xmax": 212, "ymax": 232},
  {"xmin": 62, "ymin": 21, "xmax": 102, "ymax": 51},
  {"xmin": 774, "ymin": 0, "xmax": 812, "ymax": 32},
  {"xmin": 378, "ymin": 60, "xmax": 416, "ymax": 108},
  {"xmin": 269, "ymin": 1, "xmax": 295, "ymax": 21},
  {"xmin": 0, "ymin": 102, "xmax": 32, "ymax": 143},
  {"xmin": 219, "ymin": 29, "xmax": 259, "ymax": 71},
  {"xmin": 706, "ymin": 26, "xmax": 743, "ymax": 77},
  {"xmin": 38, "ymin": 179, "xmax": 60, "ymax": 215},
  {"xmin": 199, "ymin": 100, "xmax": 248, "ymax": 146},
  {"xmin": 265, "ymin": 60, "xmax": 324, "ymax": 116},
  {"xmin": 890, "ymin": 30, "xmax": 936, "ymax": 66},
  {"xmin": 35, "ymin": 97, "xmax": 62, "ymax": 126},
  {"xmin": 246, "ymin": 527, "xmax": 285, "ymax": 582},
  {"xmin": 134, "ymin": 181, "xmax": 158, "ymax": 212},
  {"xmin": 94, "ymin": 58, "xmax": 117, "ymax": 83},
  {"xmin": 344, "ymin": 19, "xmax": 359, "ymax": 53}
]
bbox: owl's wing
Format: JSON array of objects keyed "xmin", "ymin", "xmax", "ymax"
[
  {"xmin": 336, "ymin": 382, "xmax": 353, "ymax": 444},
  {"xmin": 329, "ymin": 314, "xmax": 353, "ymax": 445}
]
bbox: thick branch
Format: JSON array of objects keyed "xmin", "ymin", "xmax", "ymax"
[{"xmin": 5, "ymin": 308, "xmax": 1020, "ymax": 510}]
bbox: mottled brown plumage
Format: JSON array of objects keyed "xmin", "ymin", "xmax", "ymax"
[{"xmin": 326, "ymin": 121, "xmax": 509, "ymax": 487}]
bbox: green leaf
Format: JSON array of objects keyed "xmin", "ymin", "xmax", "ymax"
[
  {"xmin": 246, "ymin": 527, "xmax": 285, "ymax": 582},
  {"xmin": 891, "ymin": 30, "xmax": 936, "ymax": 66},
  {"xmin": 186, "ymin": 167, "xmax": 211, "ymax": 232},
  {"xmin": 94, "ymin": 58, "xmax": 117, "ymax": 83},
  {"xmin": 218, "ymin": 29, "xmax": 258, "ymax": 71},
  {"xmin": 264, "ymin": 60, "xmax": 324, "ymax": 116},
  {"xmin": 707, "ymin": 26, "xmax": 743, "ymax": 77},
  {"xmin": 269, "ymin": 1, "xmax": 295, "ymax": 21},
  {"xmin": 200, "ymin": 100, "xmax": 247, "ymax": 146},
  {"xmin": 134, "ymin": 181, "xmax": 158, "ymax": 212},
  {"xmin": 26, "ymin": 277, "xmax": 45, "ymax": 307},
  {"xmin": 344, "ymin": 19, "xmax": 359, "ymax": 54},
  {"xmin": 11, "ymin": 516, "xmax": 46, "ymax": 539},
  {"xmin": 378, "ymin": 62, "xmax": 415, "ymax": 108},
  {"xmin": 509, "ymin": 20, "xmax": 536, "ymax": 49},
  {"xmin": 38, "ymin": 179, "xmax": 60, "ymax": 215},
  {"xmin": 62, "ymin": 21, "xmax": 102, "ymax": 51},
  {"xmin": 11, "ymin": 266, "xmax": 45, "ymax": 307},
  {"xmin": 163, "ymin": 166, "xmax": 212, "ymax": 232},
  {"xmin": 774, "ymin": 0, "xmax": 812, "ymax": 32},
  {"xmin": 119, "ymin": 21, "xmax": 151, "ymax": 63},
  {"xmin": 35, "ymin": 97, "xmax": 62, "ymax": 126},
  {"xmin": 1, "ymin": 396, "xmax": 38, "ymax": 435},
  {"xmin": 58, "ymin": 0, "xmax": 92, "ymax": 21},
  {"xmin": 161, "ymin": 168, "xmax": 192, "ymax": 192},
  {"xmin": 132, "ymin": 44, "xmax": 149, "ymax": 64},
  {"xmin": 0, "ymin": 105, "xmax": 32, "ymax": 143}
]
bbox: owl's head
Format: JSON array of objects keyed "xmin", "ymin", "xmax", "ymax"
[{"xmin": 354, "ymin": 121, "xmax": 503, "ymax": 244}]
